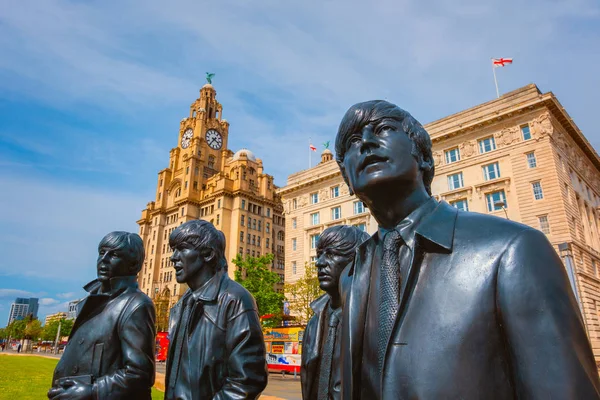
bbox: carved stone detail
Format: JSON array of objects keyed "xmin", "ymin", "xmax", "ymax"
[
  {"xmin": 433, "ymin": 151, "xmax": 443, "ymax": 167},
  {"xmin": 531, "ymin": 112, "xmax": 554, "ymax": 139},
  {"xmin": 340, "ymin": 185, "xmax": 350, "ymax": 196},
  {"xmin": 496, "ymin": 127, "xmax": 519, "ymax": 146},
  {"xmin": 459, "ymin": 140, "xmax": 477, "ymax": 158}
]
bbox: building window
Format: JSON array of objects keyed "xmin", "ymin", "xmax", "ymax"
[
  {"xmin": 241, "ymin": 199, "xmax": 246, "ymax": 210},
  {"xmin": 532, "ymin": 181, "xmax": 544, "ymax": 200},
  {"xmin": 310, "ymin": 256, "xmax": 317, "ymax": 265},
  {"xmin": 267, "ymin": 208, "xmax": 271, "ymax": 217},
  {"xmin": 445, "ymin": 147, "xmax": 460, "ymax": 164},
  {"xmin": 482, "ymin": 162, "xmax": 500, "ymax": 181},
  {"xmin": 266, "ymin": 222, "xmax": 270, "ymax": 233},
  {"xmin": 521, "ymin": 124, "xmax": 531, "ymax": 141},
  {"xmin": 195, "ymin": 166, "xmax": 199, "ymax": 175},
  {"xmin": 252, "ymin": 219, "xmax": 257, "ymax": 230},
  {"xmin": 478, "ymin": 136, "xmax": 496, "ymax": 153},
  {"xmin": 526, "ymin": 152, "xmax": 537, "ymax": 168},
  {"xmin": 354, "ymin": 201, "xmax": 365, "ymax": 215},
  {"xmin": 310, "ymin": 234, "xmax": 320, "ymax": 249},
  {"xmin": 486, "ymin": 190, "xmax": 507, "ymax": 212},
  {"xmin": 450, "ymin": 199, "xmax": 469, "ymax": 211},
  {"xmin": 292, "ymin": 238, "xmax": 297, "ymax": 251},
  {"xmin": 252, "ymin": 235, "xmax": 256, "ymax": 245},
  {"xmin": 257, "ymin": 236, "xmax": 261, "ymax": 246},
  {"xmin": 447, "ymin": 172, "xmax": 464, "ymax": 191},
  {"xmin": 331, "ymin": 186, "xmax": 340, "ymax": 198},
  {"xmin": 538, "ymin": 215, "xmax": 550, "ymax": 234},
  {"xmin": 241, "ymin": 215, "xmax": 245, "ymax": 226},
  {"xmin": 293, "ymin": 199, "xmax": 297, "ymax": 209},
  {"xmin": 216, "ymin": 214, "xmax": 220, "ymax": 225},
  {"xmin": 277, "ymin": 231, "xmax": 284, "ymax": 241},
  {"xmin": 239, "ymin": 247, "xmax": 243, "ymax": 255},
  {"xmin": 310, "ymin": 192, "xmax": 319, "ymax": 204},
  {"xmin": 266, "ymin": 238, "xmax": 270, "ymax": 248},
  {"xmin": 193, "ymin": 181, "xmax": 198, "ymax": 190},
  {"xmin": 292, "ymin": 218, "xmax": 297, "ymax": 229},
  {"xmin": 247, "ymin": 233, "xmax": 251, "ymax": 243},
  {"xmin": 208, "ymin": 155, "xmax": 215, "ymax": 169},
  {"xmin": 311, "ymin": 212, "xmax": 320, "ymax": 225},
  {"xmin": 246, "ymin": 249, "xmax": 250, "ymax": 256},
  {"xmin": 240, "ymin": 231, "xmax": 244, "ymax": 242},
  {"xmin": 292, "ymin": 261, "xmax": 297, "ymax": 275},
  {"xmin": 217, "ymin": 199, "xmax": 221, "ymax": 208},
  {"xmin": 331, "ymin": 206, "xmax": 342, "ymax": 220},
  {"xmin": 258, "ymin": 220, "xmax": 262, "ymax": 231},
  {"xmin": 186, "ymin": 166, "xmax": 189, "ymax": 175},
  {"xmin": 354, "ymin": 223, "xmax": 366, "ymax": 231}
]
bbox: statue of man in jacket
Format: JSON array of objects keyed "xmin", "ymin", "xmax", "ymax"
[
  {"xmin": 301, "ymin": 225, "xmax": 369, "ymax": 400},
  {"xmin": 48, "ymin": 231, "xmax": 156, "ymax": 400},
  {"xmin": 164, "ymin": 219, "xmax": 268, "ymax": 400}
]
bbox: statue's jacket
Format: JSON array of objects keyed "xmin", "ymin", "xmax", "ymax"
[
  {"xmin": 301, "ymin": 294, "xmax": 342, "ymax": 400},
  {"xmin": 340, "ymin": 200, "xmax": 600, "ymax": 399},
  {"xmin": 52, "ymin": 276, "xmax": 156, "ymax": 399},
  {"xmin": 165, "ymin": 269, "xmax": 268, "ymax": 400}
]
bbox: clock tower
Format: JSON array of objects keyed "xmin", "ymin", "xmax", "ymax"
[{"xmin": 136, "ymin": 83, "xmax": 285, "ymax": 329}]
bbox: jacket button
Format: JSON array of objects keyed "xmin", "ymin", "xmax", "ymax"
[
  {"xmin": 72, "ymin": 366, "xmax": 79, "ymax": 374},
  {"xmin": 78, "ymin": 338, "xmax": 84, "ymax": 345}
]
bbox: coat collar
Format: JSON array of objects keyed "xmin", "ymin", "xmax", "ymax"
[
  {"xmin": 347, "ymin": 199, "xmax": 457, "ymax": 277},
  {"xmin": 83, "ymin": 275, "xmax": 139, "ymax": 297},
  {"xmin": 310, "ymin": 294, "xmax": 331, "ymax": 314},
  {"xmin": 179, "ymin": 269, "xmax": 227, "ymax": 304}
]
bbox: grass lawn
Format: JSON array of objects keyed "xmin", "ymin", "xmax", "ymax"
[{"xmin": 0, "ymin": 354, "xmax": 163, "ymax": 400}]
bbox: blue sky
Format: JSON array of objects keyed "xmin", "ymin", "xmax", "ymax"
[{"xmin": 1, "ymin": 0, "xmax": 599, "ymax": 325}]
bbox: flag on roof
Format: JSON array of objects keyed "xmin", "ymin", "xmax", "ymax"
[
  {"xmin": 309, "ymin": 143, "xmax": 317, "ymax": 151},
  {"xmin": 492, "ymin": 58, "xmax": 513, "ymax": 67}
]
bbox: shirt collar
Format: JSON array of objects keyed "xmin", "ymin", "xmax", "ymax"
[{"xmin": 377, "ymin": 197, "xmax": 438, "ymax": 249}]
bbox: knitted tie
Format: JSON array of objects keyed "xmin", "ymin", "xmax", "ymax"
[
  {"xmin": 316, "ymin": 308, "xmax": 340, "ymax": 400},
  {"xmin": 378, "ymin": 229, "xmax": 402, "ymax": 372}
]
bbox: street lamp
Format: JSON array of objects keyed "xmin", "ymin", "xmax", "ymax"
[
  {"xmin": 494, "ymin": 201, "xmax": 509, "ymax": 220},
  {"xmin": 558, "ymin": 242, "xmax": 583, "ymax": 312}
]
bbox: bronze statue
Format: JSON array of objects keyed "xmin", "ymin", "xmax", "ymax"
[
  {"xmin": 48, "ymin": 232, "xmax": 156, "ymax": 400},
  {"xmin": 301, "ymin": 226, "xmax": 369, "ymax": 400},
  {"xmin": 164, "ymin": 219, "xmax": 268, "ymax": 399},
  {"xmin": 334, "ymin": 100, "xmax": 600, "ymax": 399}
]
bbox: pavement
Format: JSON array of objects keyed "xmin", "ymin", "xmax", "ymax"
[{"xmin": 2, "ymin": 350, "xmax": 302, "ymax": 400}]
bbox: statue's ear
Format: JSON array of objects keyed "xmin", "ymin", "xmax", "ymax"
[
  {"xmin": 203, "ymin": 249, "xmax": 216, "ymax": 264},
  {"xmin": 338, "ymin": 162, "xmax": 354, "ymax": 196}
]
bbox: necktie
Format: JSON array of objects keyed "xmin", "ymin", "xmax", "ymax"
[
  {"xmin": 378, "ymin": 229, "xmax": 402, "ymax": 372},
  {"xmin": 167, "ymin": 296, "xmax": 194, "ymax": 393},
  {"xmin": 317, "ymin": 308, "xmax": 340, "ymax": 400}
]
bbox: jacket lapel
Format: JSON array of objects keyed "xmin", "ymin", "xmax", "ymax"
[
  {"xmin": 306, "ymin": 295, "xmax": 329, "ymax": 396},
  {"xmin": 346, "ymin": 235, "xmax": 376, "ymax": 396}
]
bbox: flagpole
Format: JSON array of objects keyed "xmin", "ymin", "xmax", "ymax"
[
  {"xmin": 491, "ymin": 59, "xmax": 500, "ymax": 98},
  {"xmin": 309, "ymin": 138, "xmax": 311, "ymax": 169}
]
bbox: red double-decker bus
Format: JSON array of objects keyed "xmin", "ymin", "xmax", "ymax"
[{"xmin": 156, "ymin": 332, "xmax": 169, "ymax": 362}]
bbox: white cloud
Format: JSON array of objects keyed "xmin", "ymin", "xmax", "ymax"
[
  {"xmin": 39, "ymin": 298, "xmax": 60, "ymax": 306},
  {"xmin": 0, "ymin": 289, "xmax": 36, "ymax": 299},
  {"xmin": 56, "ymin": 292, "xmax": 78, "ymax": 300}
]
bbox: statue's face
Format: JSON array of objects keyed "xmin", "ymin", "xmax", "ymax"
[
  {"xmin": 97, "ymin": 246, "xmax": 133, "ymax": 282},
  {"xmin": 170, "ymin": 242, "xmax": 204, "ymax": 284},
  {"xmin": 341, "ymin": 118, "xmax": 421, "ymax": 199},
  {"xmin": 315, "ymin": 246, "xmax": 353, "ymax": 293}
]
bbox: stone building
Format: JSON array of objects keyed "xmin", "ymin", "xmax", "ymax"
[
  {"xmin": 44, "ymin": 312, "xmax": 68, "ymax": 326},
  {"xmin": 136, "ymin": 84, "xmax": 285, "ymax": 320},
  {"xmin": 278, "ymin": 84, "xmax": 600, "ymax": 363}
]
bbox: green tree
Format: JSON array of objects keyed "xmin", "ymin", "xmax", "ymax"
[
  {"xmin": 24, "ymin": 319, "xmax": 43, "ymax": 340},
  {"xmin": 42, "ymin": 319, "xmax": 74, "ymax": 341},
  {"xmin": 285, "ymin": 262, "xmax": 323, "ymax": 324},
  {"xmin": 7, "ymin": 320, "xmax": 27, "ymax": 339},
  {"xmin": 0, "ymin": 327, "xmax": 8, "ymax": 340},
  {"xmin": 233, "ymin": 253, "xmax": 285, "ymax": 327}
]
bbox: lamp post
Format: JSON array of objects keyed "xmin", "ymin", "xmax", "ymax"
[
  {"xmin": 558, "ymin": 243, "xmax": 583, "ymax": 313},
  {"xmin": 494, "ymin": 201, "xmax": 509, "ymax": 220}
]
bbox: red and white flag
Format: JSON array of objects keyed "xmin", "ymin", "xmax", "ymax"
[
  {"xmin": 309, "ymin": 143, "xmax": 317, "ymax": 152},
  {"xmin": 492, "ymin": 58, "xmax": 513, "ymax": 67}
]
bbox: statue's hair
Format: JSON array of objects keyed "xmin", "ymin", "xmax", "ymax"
[
  {"xmin": 317, "ymin": 225, "xmax": 370, "ymax": 259},
  {"xmin": 169, "ymin": 219, "xmax": 228, "ymax": 271},
  {"xmin": 334, "ymin": 100, "xmax": 434, "ymax": 196},
  {"xmin": 98, "ymin": 231, "xmax": 145, "ymax": 274}
]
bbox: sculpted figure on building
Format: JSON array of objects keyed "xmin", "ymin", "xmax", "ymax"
[
  {"xmin": 49, "ymin": 231, "xmax": 156, "ymax": 400},
  {"xmin": 334, "ymin": 100, "xmax": 600, "ymax": 398},
  {"xmin": 301, "ymin": 225, "xmax": 369, "ymax": 400}
]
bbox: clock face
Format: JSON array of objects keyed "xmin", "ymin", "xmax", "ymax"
[
  {"xmin": 206, "ymin": 129, "xmax": 223, "ymax": 150},
  {"xmin": 181, "ymin": 128, "xmax": 193, "ymax": 149}
]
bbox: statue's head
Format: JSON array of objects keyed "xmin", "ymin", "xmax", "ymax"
[
  {"xmin": 97, "ymin": 231, "xmax": 145, "ymax": 282},
  {"xmin": 335, "ymin": 100, "xmax": 434, "ymax": 202},
  {"xmin": 169, "ymin": 220, "xmax": 227, "ymax": 285},
  {"xmin": 315, "ymin": 225, "xmax": 370, "ymax": 295}
]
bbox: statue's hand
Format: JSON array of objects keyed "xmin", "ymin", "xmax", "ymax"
[{"xmin": 48, "ymin": 379, "xmax": 93, "ymax": 400}]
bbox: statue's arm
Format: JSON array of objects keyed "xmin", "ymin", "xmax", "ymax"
[
  {"xmin": 497, "ymin": 228, "xmax": 600, "ymax": 398},
  {"xmin": 94, "ymin": 299, "xmax": 156, "ymax": 398},
  {"xmin": 213, "ymin": 309, "xmax": 268, "ymax": 400}
]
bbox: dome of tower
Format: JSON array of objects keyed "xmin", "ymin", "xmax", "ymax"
[
  {"xmin": 201, "ymin": 83, "xmax": 215, "ymax": 90},
  {"xmin": 232, "ymin": 148, "xmax": 257, "ymax": 162}
]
